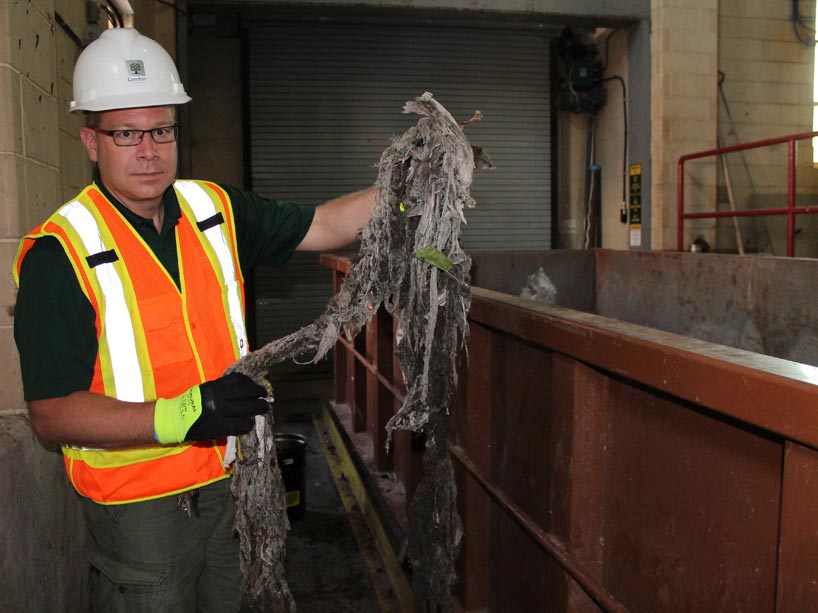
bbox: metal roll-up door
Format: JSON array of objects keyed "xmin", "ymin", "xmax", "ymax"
[{"xmin": 248, "ymin": 20, "xmax": 553, "ymax": 372}]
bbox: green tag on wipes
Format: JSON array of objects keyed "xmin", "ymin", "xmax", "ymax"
[
  {"xmin": 414, "ymin": 246, "xmax": 453, "ymax": 272},
  {"xmin": 413, "ymin": 246, "xmax": 462, "ymax": 285}
]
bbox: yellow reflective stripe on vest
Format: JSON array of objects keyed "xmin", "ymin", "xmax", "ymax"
[
  {"xmin": 59, "ymin": 200, "xmax": 146, "ymax": 402},
  {"xmin": 175, "ymin": 180, "xmax": 248, "ymax": 357},
  {"xmin": 62, "ymin": 442, "xmax": 190, "ymax": 468}
]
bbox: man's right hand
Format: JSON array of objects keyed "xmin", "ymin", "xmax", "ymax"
[{"xmin": 153, "ymin": 373, "xmax": 268, "ymax": 444}]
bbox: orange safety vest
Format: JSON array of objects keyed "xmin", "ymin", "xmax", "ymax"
[{"xmin": 13, "ymin": 180, "xmax": 249, "ymax": 504}]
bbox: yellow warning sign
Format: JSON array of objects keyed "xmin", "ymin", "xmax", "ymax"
[
  {"xmin": 629, "ymin": 163, "xmax": 643, "ymax": 248},
  {"xmin": 285, "ymin": 490, "xmax": 301, "ymax": 507}
]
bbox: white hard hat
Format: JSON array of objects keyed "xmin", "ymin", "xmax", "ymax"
[{"xmin": 70, "ymin": 27, "xmax": 191, "ymax": 113}]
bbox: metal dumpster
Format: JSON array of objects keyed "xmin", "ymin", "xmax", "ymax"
[{"xmin": 321, "ymin": 248, "xmax": 818, "ymax": 613}]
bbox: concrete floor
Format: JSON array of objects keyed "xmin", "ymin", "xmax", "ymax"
[{"xmin": 272, "ymin": 377, "xmax": 406, "ymax": 612}]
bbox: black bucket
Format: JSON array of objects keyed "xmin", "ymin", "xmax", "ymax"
[{"xmin": 274, "ymin": 433, "xmax": 307, "ymax": 520}]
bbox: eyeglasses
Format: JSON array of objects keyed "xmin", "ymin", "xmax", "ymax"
[{"xmin": 90, "ymin": 125, "xmax": 180, "ymax": 147}]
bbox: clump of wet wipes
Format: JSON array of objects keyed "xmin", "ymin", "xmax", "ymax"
[
  {"xmin": 520, "ymin": 267, "xmax": 557, "ymax": 305},
  {"xmin": 228, "ymin": 92, "xmax": 482, "ymax": 612}
]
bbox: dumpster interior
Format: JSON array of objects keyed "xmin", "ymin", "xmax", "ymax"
[{"xmin": 470, "ymin": 248, "xmax": 818, "ymax": 367}]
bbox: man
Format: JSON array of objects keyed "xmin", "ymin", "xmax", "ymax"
[{"xmin": 12, "ymin": 27, "xmax": 374, "ymax": 611}]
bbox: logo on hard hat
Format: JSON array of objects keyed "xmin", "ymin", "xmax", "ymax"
[{"xmin": 126, "ymin": 60, "xmax": 146, "ymax": 83}]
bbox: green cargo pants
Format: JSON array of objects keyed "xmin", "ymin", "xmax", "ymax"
[{"xmin": 81, "ymin": 478, "xmax": 240, "ymax": 612}]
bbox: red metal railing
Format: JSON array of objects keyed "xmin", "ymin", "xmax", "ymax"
[{"xmin": 677, "ymin": 131, "xmax": 818, "ymax": 256}]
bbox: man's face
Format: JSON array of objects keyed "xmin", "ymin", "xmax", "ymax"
[{"xmin": 80, "ymin": 106, "xmax": 177, "ymax": 213}]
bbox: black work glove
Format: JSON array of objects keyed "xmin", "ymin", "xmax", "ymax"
[{"xmin": 154, "ymin": 373, "xmax": 268, "ymax": 444}]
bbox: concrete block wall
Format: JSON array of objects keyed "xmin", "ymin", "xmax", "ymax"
[
  {"xmin": 0, "ymin": 1, "xmax": 90, "ymax": 607},
  {"xmin": 56, "ymin": 0, "xmax": 91, "ymax": 201},
  {"xmin": 648, "ymin": 0, "xmax": 818, "ymax": 254},
  {"xmin": 717, "ymin": 0, "xmax": 818, "ymax": 256},
  {"xmin": 719, "ymin": 0, "xmax": 814, "ymax": 148},
  {"xmin": 651, "ymin": 0, "xmax": 719, "ymax": 250},
  {"xmin": 0, "ymin": 1, "xmax": 174, "ymax": 607}
]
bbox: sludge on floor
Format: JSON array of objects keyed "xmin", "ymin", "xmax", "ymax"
[{"xmin": 272, "ymin": 379, "xmax": 409, "ymax": 613}]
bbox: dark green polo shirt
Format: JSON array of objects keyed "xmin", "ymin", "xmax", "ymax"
[{"xmin": 14, "ymin": 177, "xmax": 315, "ymax": 401}]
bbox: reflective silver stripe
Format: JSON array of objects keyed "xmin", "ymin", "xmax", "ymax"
[
  {"xmin": 59, "ymin": 201, "xmax": 145, "ymax": 402},
  {"xmin": 175, "ymin": 181, "xmax": 248, "ymax": 357}
]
